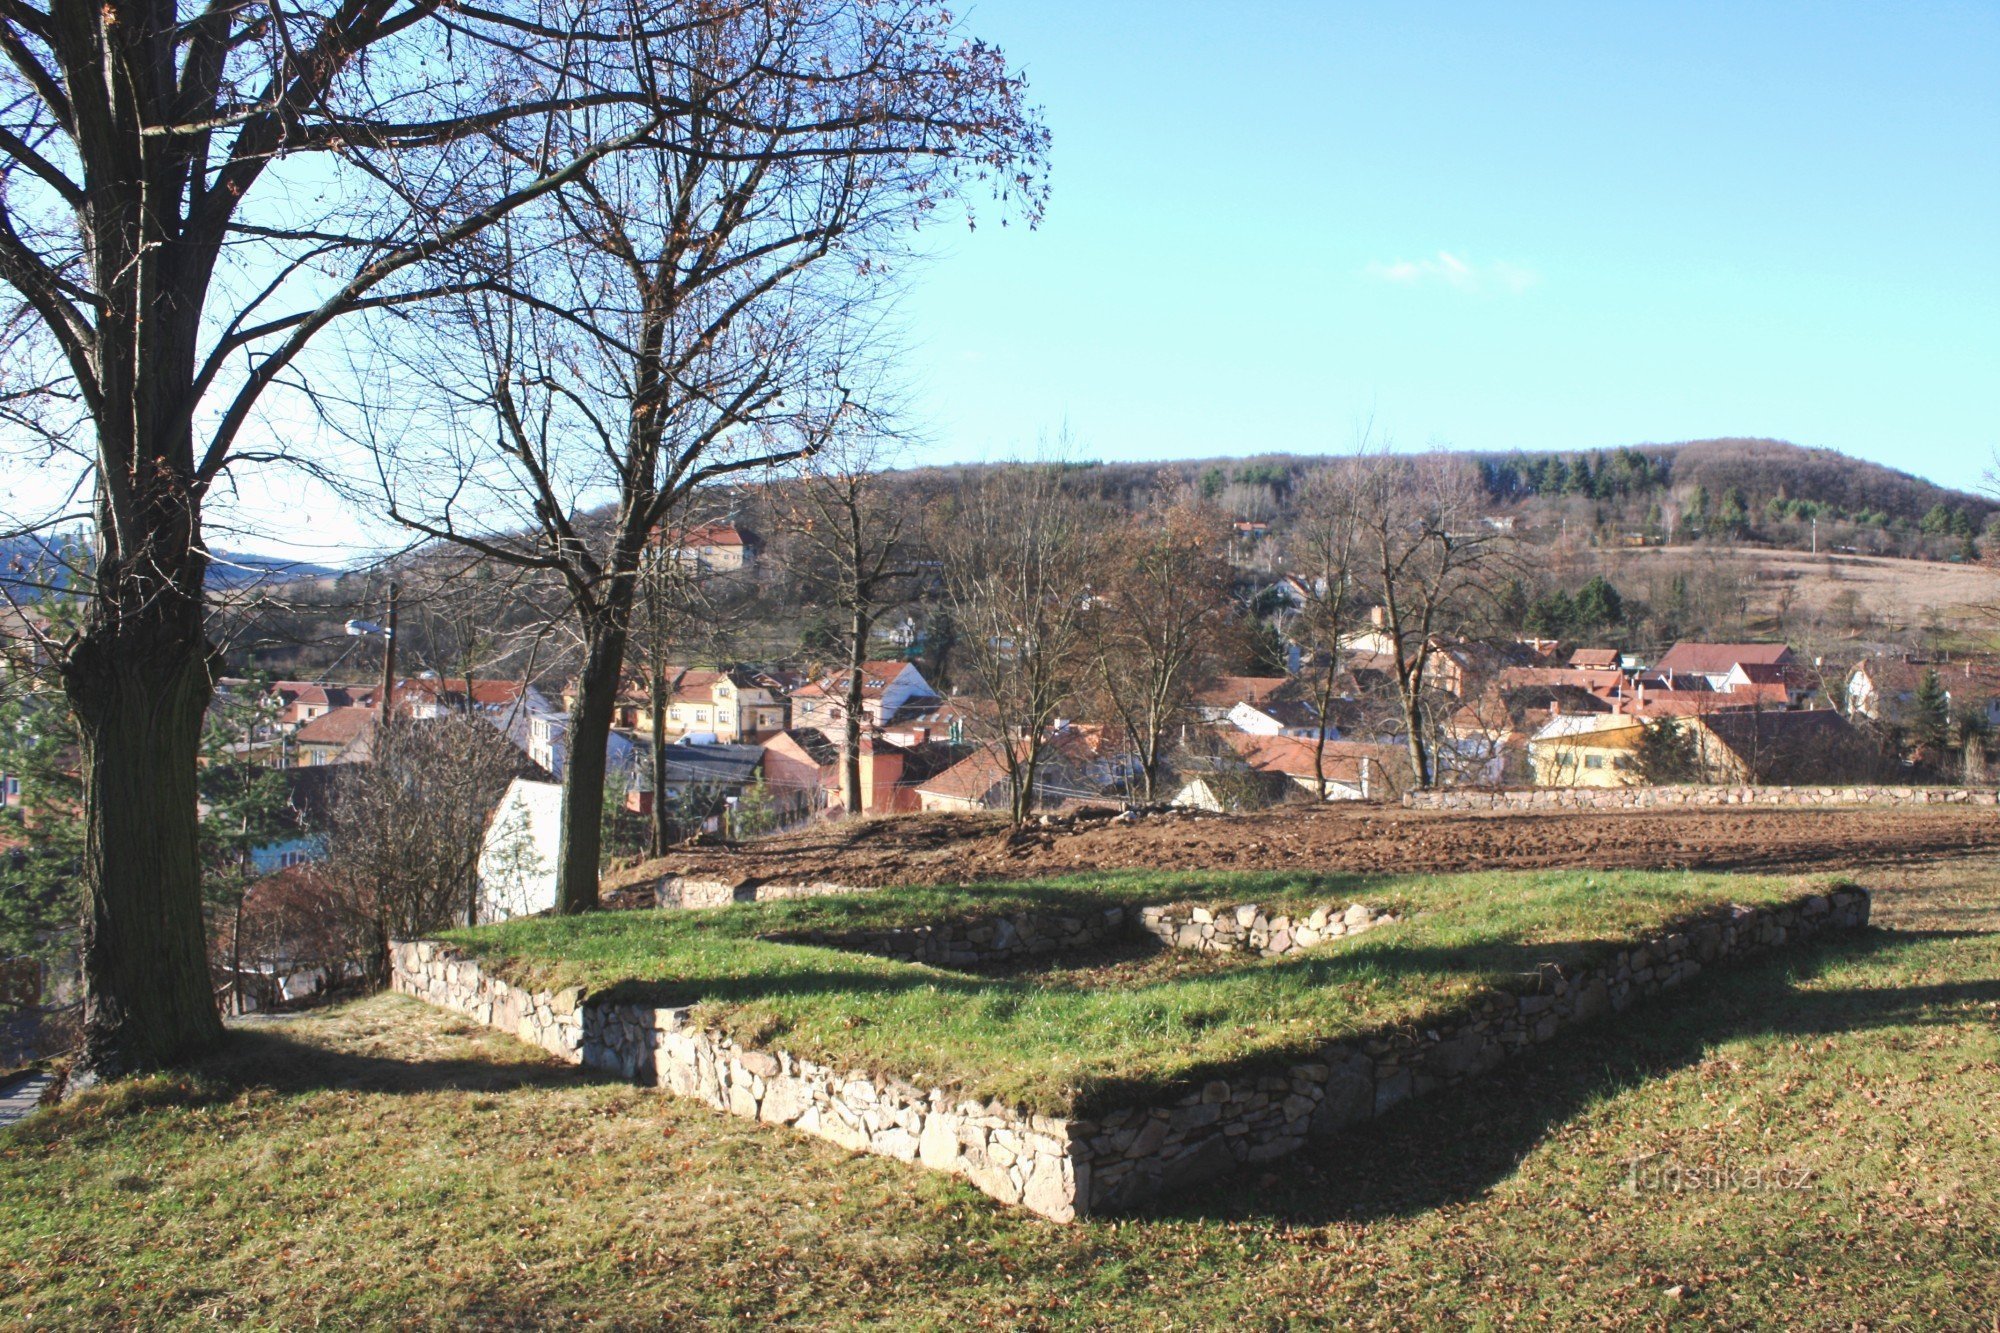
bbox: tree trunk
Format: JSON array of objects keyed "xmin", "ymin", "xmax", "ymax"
[
  {"xmin": 1401, "ymin": 683, "xmax": 1431, "ymax": 790},
  {"xmin": 843, "ymin": 608, "xmax": 870, "ymax": 816},
  {"xmin": 556, "ymin": 620, "xmax": 629, "ymax": 914},
  {"xmin": 650, "ymin": 653, "xmax": 671, "ymax": 855},
  {"xmin": 65, "ymin": 605, "xmax": 225, "ymax": 1075}
]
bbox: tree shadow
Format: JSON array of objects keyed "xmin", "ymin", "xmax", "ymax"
[
  {"xmin": 8, "ymin": 1015, "xmax": 617, "ymax": 1139},
  {"xmin": 1139, "ymin": 927, "xmax": 1998, "ymax": 1225}
]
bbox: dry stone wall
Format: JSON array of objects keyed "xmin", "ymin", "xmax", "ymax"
[
  {"xmin": 657, "ymin": 875, "xmax": 874, "ymax": 910},
  {"xmin": 1137, "ymin": 900, "xmax": 1397, "ymax": 956},
  {"xmin": 1079, "ymin": 888, "xmax": 1868, "ymax": 1210},
  {"xmin": 1405, "ymin": 785, "xmax": 1996, "ymax": 812},
  {"xmin": 393, "ymin": 887, "xmax": 1869, "ymax": 1223}
]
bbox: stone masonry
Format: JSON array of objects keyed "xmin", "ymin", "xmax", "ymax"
[
  {"xmin": 1405, "ymin": 785, "xmax": 1996, "ymax": 812},
  {"xmin": 657, "ymin": 875, "xmax": 873, "ymax": 910},
  {"xmin": 393, "ymin": 887, "xmax": 1869, "ymax": 1222}
]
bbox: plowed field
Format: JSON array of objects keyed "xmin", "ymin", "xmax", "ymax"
[{"xmin": 608, "ymin": 803, "xmax": 1997, "ymax": 898}]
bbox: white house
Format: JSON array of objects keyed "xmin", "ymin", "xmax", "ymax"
[{"xmin": 475, "ymin": 778, "xmax": 562, "ymax": 921}]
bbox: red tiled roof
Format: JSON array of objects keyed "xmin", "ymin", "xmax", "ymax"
[
  {"xmin": 916, "ymin": 742, "xmax": 1012, "ymax": 802},
  {"xmin": 1217, "ymin": 731, "xmax": 1396, "ymax": 783},
  {"xmin": 1193, "ymin": 675, "xmax": 1292, "ymax": 709},
  {"xmin": 1568, "ymin": 648, "xmax": 1620, "ymax": 669},
  {"xmin": 1496, "ymin": 666, "xmax": 1627, "ymax": 695},
  {"xmin": 295, "ymin": 706, "xmax": 376, "ymax": 746},
  {"xmin": 1654, "ymin": 642, "xmax": 1794, "ymax": 676}
]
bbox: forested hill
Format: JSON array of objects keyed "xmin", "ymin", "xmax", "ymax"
[{"xmin": 931, "ymin": 437, "xmax": 1989, "ymax": 562}]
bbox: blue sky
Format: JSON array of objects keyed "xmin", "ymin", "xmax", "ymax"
[{"xmin": 892, "ymin": 0, "xmax": 1999, "ymax": 490}]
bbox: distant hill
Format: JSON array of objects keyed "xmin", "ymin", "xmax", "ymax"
[{"xmin": 0, "ymin": 534, "xmax": 342, "ymax": 592}]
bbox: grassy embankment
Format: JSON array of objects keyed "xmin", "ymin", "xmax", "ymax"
[
  {"xmin": 436, "ymin": 868, "xmax": 1817, "ymax": 1114},
  {"xmin": 3, "ymin": 861, "xmax": 1995, "ymax": 1326}
]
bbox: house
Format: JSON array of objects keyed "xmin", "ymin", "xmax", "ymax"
[
  {"xmin": 1191, "ymin": 675, "xmax": 1294, "ymax": 723},
  {"xmin": 1689, "ymin": 709, "xmax": 1868, "ymax": 785},
  {"xmin": 268, "ymin": 680, "xmax": 376, "ymax": 730},
  {"xmin": 613, "ymin": 667, "xmax": 791, "ymax": 742},
  {"xmin": 393, "ymin": 675, "xmax": 548, "ymax": 724},
  {"xmin": 244, "ymin": 763, "xmax": 353, "ymax": 874},
  {"xmin": 1225, "ymin": 696, "xmax": 1332, "ymax": 739},
  {"xmin": 789, "ymin": 660, "xmax": 941, "ymax": 736},
  {"xmin": 1651, "ymin": 642, "xmax": 1795, "ymax": 692},
  {"xmin": 293, "ymin": 706, "xmax": 377, "ymax": 766},
  {"xmin": 1200, "ymin": 731, "xmax": 1405, "ymax": 802},
  {"xmin": 1846, "ymin": 656, "xmax": 2000, "ymax": 731},
  {"xmin": 758, "ymin": 729, "xmax": 840, "ymax": 825},
  {"xmin": 620, "ymin": 738, "xmax": 766, "ymax": 817},
  {"xmin": 914, "ymin": 742, "xmax": 1014, "ymax": 813},
  {"xmin": 650, "ymin": 518, "xmax": 757, "ymax": 573},
  {"xmin": 527, "ymin": 713, "xmax": 640, "ymax": 780},
  {"xmin": 475, "ymin": 778, "xmax": 564, "ymax": 921},
  {"xmin": 1528, "ymin": 714, "xmax": 1648, "ymax": 787},
  {"xmin": 1567, "ymin": 647, "xmax": 1621, "ymax": 671},
  {"xmin": 1171, "ymin": 732, "xmax": 1406, "ymax": 807},
  {"xmin": 1496, "ymin": 665, "xmax": 1630, "ymax": 697},
  {"xmin": 912, "ymin": 732, "xmax": 1100, "ymax": 814}
]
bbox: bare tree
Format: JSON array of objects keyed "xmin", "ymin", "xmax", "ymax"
[
  {"xmin": 779, "ymin": 436, "xmax": 923, "ymax": 815},
  {"xmin": 321, "ymin": 713, "xmax": 528, "ymax": 982},
  {"xmin": 1086, "ymin": 484, "xmax": 1234, "ymax": 804},
  {"xmin": 0, "ymin": 0, "xmax": 736, "ymax": 1074},
  {"xmin": 944, "ymin": 461, "xmax": 1100, "ymax": 823},
  {"xmin": 1355, "ymin": 454, "xmax": 1515, "ymax": 789},
  {"xmin": 1286, "ymin": 463, "xmax": 1368, "ymax": 799},
  {"xmin": 633, "ymin": 516, "xmax": 739, "ymax": 855},
  {"xmin": 367, "ymin": 1, "xmax": 1045, "ymax": 911}
]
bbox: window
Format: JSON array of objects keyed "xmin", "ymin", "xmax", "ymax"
[
  {"xmin": 669, "ymin": 708, "xmax": 682, "ymax": 722},
  {"xmin": 695, "ymin": 708, "xmax": 709, "ymax": 723},
  {"xmin": 1584, "ymin": 755, "xmax": 1604, "ymax": 770}
]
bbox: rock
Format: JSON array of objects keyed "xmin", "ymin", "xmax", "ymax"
[
  {"xmin": 919, "ymin": 1114, "xmax": 961, "ymax": 1171},
  {"xmin": 1022, "ymin": 1155, "xmax": 1074, "ymax": 1221}
]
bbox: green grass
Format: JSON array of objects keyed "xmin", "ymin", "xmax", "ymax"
[
  {"xmin": 440, "ymin": 869, "xmax": 1817, "ymax": 1115},
  {"xmin": 3, "ymin": 860, "xmax": 1995, "ymax": 1328}
]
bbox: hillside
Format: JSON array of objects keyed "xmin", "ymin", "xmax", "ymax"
[{"xmin": 189, "ymin": 437, "xmax": 1993, "ymax": 683}]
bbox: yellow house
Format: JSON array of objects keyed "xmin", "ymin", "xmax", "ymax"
[{"xmin": 1528, "ymin": 714, "xmax": 1646, "ymax": 787}]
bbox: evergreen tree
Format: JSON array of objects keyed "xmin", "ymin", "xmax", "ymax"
[
  {"xmin": 1573, "ymin": 576, "xmax": 1625, "ymax": 630},
  {"xmin": 0, "ymin": 693, "xmax": 85, "ymax": 970},
  {"xmin": 1912, "ymin": 669, "xmax": 1951, "ymax": 751},
  {"xmin": 1918, "ymin": 503, "xmax": 1953, "ymax": 536},
  {"xmin": 1525, "ymin": 590, "xmax": 1577, "ymax": 638},
  {"xmin": 1717, "ymin": 487, "xmax": 1748, "ymax": 536},
  {"xmin": 1634, "ymin": 718, "xmax": 1703, "ymax": 784}
]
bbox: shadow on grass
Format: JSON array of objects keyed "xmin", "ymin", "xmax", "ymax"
[
  {"xmin": 1144, "ymin": 926, "xmax": 1999, "ymax": 1226},
  {"xmin": 6, "ymin": 1012, "xmax": 615, "ymax": 1140}
]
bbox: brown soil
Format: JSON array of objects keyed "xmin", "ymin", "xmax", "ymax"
[{"xmin": 606, "ymin": 803, "xmax": 1998, "ymax": 900}]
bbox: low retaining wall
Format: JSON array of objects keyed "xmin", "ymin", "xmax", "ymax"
[
  {"xmin": 1404, "ymin": 784, "xmax": 1997, "ymax": 812},
  {"xmin": 392, "ymin": 887, "xmax": 1869, "ymax": 1223},
  {"xmin": 657, "ymin": 876, "xmax": 874, "ymax": 910},
  {"xmin": 1137, "ymin": 901, "xmax": 1397, "ymax": 957}
]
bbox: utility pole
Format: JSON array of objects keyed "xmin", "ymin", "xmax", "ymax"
[{"xmin": 378, "ymin": 580, "xmax": 399, "ymax": 735}]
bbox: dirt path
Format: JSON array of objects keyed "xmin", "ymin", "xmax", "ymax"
[{"xmin": 607, "ymin": 804, "xmax": 1998, "ymax": 900}]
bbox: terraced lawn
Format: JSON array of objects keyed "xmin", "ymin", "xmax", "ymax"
[
  {"xmin": 439, "ymin": 868, "xmax": 1818, "ymax": 1114},
  {"xmin": 3, "ymin": 859, "xmax": 1995, "ymax": 1327}
]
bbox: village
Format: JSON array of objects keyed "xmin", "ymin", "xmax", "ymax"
[{"xmin": 3, "ymin": 0, "xmax": 1998, "ymax": 1324}]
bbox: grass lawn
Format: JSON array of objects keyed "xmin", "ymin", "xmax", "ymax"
[
  {"xmin": 2, "ymin": 859, "xmax": 1995, "ymax": 1327},
  {"xmin": 440, "ymin": 868, "xmax": 1817, "ymax": 1114}
]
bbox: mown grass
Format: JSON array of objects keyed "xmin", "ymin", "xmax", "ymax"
[
  {"xmin": 3, "ymin": 861, "xmax": 1996, "ymax": 1328},
  {"xmin": 441, "ymin": 868, "xmax": 1815, "ymax": 1114}
]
